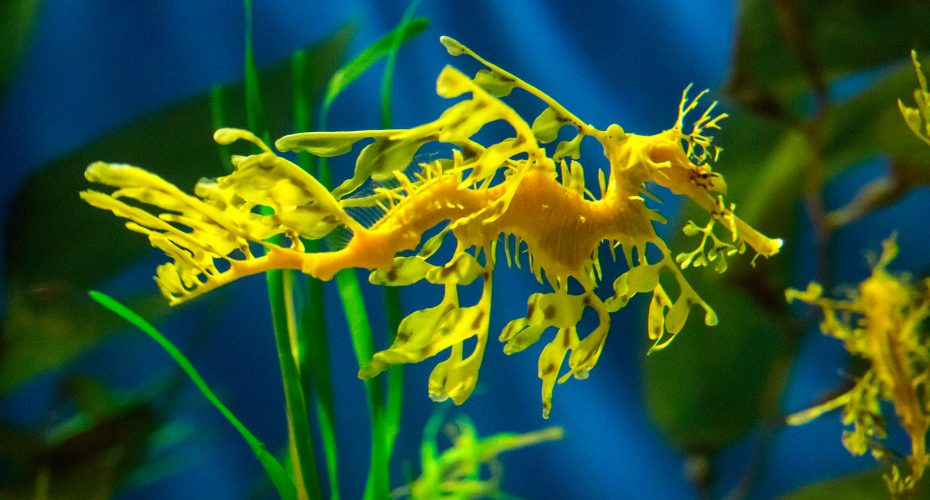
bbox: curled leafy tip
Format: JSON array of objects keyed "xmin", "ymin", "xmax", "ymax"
[
  {"xmin": 214, "ymin": 127, "xmax": 271, "ymax": 152},
  {"xmin": 439, "ymin": 36, "xmax": 466, "ymax": 56}
]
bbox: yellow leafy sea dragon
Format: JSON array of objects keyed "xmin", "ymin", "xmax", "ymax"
[
  {"xmin": 786, "ymin": 235, "xmax": 930, "ymax": 495},
  {"xmin": 81, "ymin": 37, "xmax": 782, "ymax": 417},
  {"xmin": 785, "ymin": 53, "xmax": 930, "ymax": 496}
]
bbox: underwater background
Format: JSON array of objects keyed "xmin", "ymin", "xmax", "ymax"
[{"xmin": 2, "ymin": 1, "xmax": 930, "ymax": 499}]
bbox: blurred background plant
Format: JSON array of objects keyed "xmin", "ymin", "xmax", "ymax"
[{"xmin": 1, "ymin": 1, "xmax": 929, "ymax": 499}]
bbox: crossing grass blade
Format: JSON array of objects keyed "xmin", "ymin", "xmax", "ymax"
[{"xmin": 88, "ymin": 291, "xmax": 298, "ymax": 500}]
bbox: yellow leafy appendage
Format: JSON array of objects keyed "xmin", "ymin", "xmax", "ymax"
[
  {"xmin": 786, "ymin": 235, "xmax": 930, "ymax": 495},
  {"xmin": 81, "ymin": 37, "xmax": 782, "ymax": 417}
]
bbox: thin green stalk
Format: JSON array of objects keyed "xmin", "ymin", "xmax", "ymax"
[
  {"xmin": 209, "ymin": 86, "xmax": 232, "ymax": 172},
  {"xmin": 293, "ymin": 48, "xmax": 341, "ymax": 500},
  {"xmin": 88, "ymin": 291, "xmax": 297, "ymax": 500},
  {"xmin": 378, "ymin": 0, "xmax": 423, "ymax": 462},
  {"xmin": 301, "ymin": 271, "xmax": 340, "ymax": 500},
  {"xmin": 207, "ymin": 40, "xmax": 308, "ymax": 500},
  {"xmin": 334, "ymin": 268, "xmax": 389, "ymax": 500},
  {"xmin": 243, "ymin": 1, "xmax": 319, "ymax": 498},
  {"xmin": 243, "ymin": 0, "xmax": 267, "ymax": 143},
  {"xmin": 317, "ymin": 16, "xmax": 430, "ymax": 132},
  {"xmin": 382, "ymin": 282, "xmax": 404, "ymax": 460},
  {"xmin": 379, "ymin": 0, "xmax": 422, "ymax": 129},
  {"xmin": 313, "ymin": 12, "xmax": 430, "ymax": 499},
  {"xmin": 267, "ymin": 268, "xmax": 322, "ymax": 500},
  {"xmin": 315, "ymin": 154, "xmax": 389, "ymax": 500}
]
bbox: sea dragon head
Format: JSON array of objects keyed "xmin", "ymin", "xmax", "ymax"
[{"xmin": 643, "ymin": 85, "xmax": 728, "ymax": 199}]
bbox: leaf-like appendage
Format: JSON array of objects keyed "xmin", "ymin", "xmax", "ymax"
[{"xmin": 532, "ymin": 107, "xmax": 564, "ymax": 144}]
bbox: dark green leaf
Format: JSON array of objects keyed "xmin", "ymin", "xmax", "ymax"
[
  {"xmin": 320, "ymin": 17, "xmax": 430, "ymax": 118},
  {"xmin": 643, "ymin": 273, "xmax": 789, "ymax": 451},
  {"xmin": 0, "ymin": 288, "xmax": 171, "ymax": 393},
  {"xmin": 727, "ymin": 0, "xmax": 930, "ymax": 113},
  {"xmin": 777, "ymin": 469, "xmax": 926, "ymax": 500},
  {"xmin": 0, "ymin": 0, "xmax": 42, "ymax": 102}
]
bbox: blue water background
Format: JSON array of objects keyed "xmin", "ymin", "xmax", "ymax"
[{"xmin": 2, "ymin": 1, "xmax": 929, "ymax": 499}]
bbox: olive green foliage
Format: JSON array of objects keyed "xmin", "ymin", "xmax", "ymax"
[
  {"xmin": 644, "ymin": 1, "xmax": 930, "ymax": 499},
  {"xmin": 394, "ymin": 411, "xmax": 562, "ymax": 499}
]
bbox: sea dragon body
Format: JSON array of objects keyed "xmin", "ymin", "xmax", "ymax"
[{"xmin": 82, "ymin": 37, "xmax": 782, "ymax": 416}]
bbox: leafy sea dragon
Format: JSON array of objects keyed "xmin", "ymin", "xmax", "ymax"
[
  {"xmin": 786, "ymin": 236, "xmax": 930, "ymax": 495},
  {"xmin": 784, "ymin": 53, "xmax": 930, "ymax": 495},
  {"xmin": 81, "ymin": 37, "xmax": 782, "ymax": 417}
]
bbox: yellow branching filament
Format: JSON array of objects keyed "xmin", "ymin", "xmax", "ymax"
[
  {"xmin": 786, "ymin": 235, "xmax": 930, "ymax": 494},
  {"xmin": 82, "ymin": 37, "xmax": 782, "ymax": 417}
]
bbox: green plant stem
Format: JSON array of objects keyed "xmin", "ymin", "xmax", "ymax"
[
  {"xmin": 314, "ymin": 149, "xmax": 389, "ymax": 499},
  {"xmin": 383, "ymin": 290, "xmax": 404, "ymax": 459},
  {"xmin": 316, "ymin": 17, "xmax": 430, "ymax": 132},
  {"xmin": 243, "ymin": 0, "xmax": 267, "ymax": 143},
  {"xmin": 243, "ymin": 1, "xmax": 319, "ymax": 498},
  {"xmin": 302, "ymin": 264, "xmax": 341, "ymax": 500},
  {"xmin": 88, "ymin": 291, "xmax": 297, "ymax": 500},
  {"xmin": 209, "ymin": 85, "xmax": 232, "ymax": 171},
  {"xmin": 378, "ymin": 0, "xmax": 423, "ymax": 461},
  {"xmin": 267, "ymin": 268, "xmax": 323, "ymax": 500},
  {"xmin": 311, "ymin": 10, "xmax": 429, "ymax": 497},
  {"xmin": 334, "ymin": 268, "xmax": 389, "ymax": 500},
  {"xmin": 378, "ymin": 0, "xmax": 422, "ymax": 129},
  {"xmin": 293, "ymin": 48, "xmax": 341, "ymax": 500}
]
